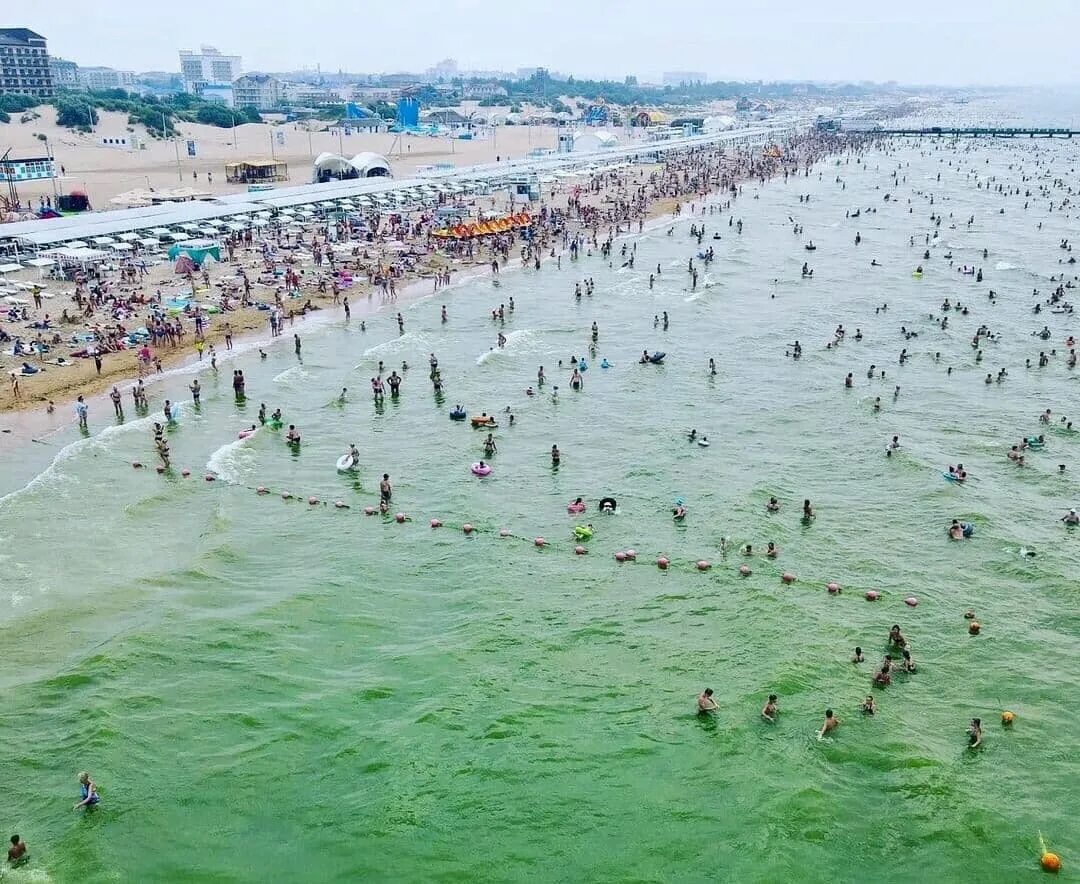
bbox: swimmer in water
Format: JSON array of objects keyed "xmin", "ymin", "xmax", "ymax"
[
  {"xmin": 802, "ymin": 499, "xmax": 815, "ymax": 521},
  {"xmin": 73, "ymin": 771, "xmax": 100, "ymax": 810},
  {"xmin": 697, "ymin": 688, "xmax": 719, "ymax": 713},
  {"xmin": 761, "ymin": 694, "xmax": 778, "ymax": 723},
  {"xmin": 766, "ymin": 542, "xmax": 778, "ymax": 558},
  {"xmin": 817, "ymin": 709, "xmax": 840, "ymax": 740},
  {"xmin": 286, "ymin": 425, "xmax": 301, "ymax": 444},
  {"xmin": 766, "ymin": 496, "xmax": 780, "ymax": 512},
  {"xmin": 852, "ymin": 646, "xmax": 864, "ymax": 663},
  {"xmin": 672, "ymin": 500, "xmax": 687, "ymax": 521},
  {"xmin": 968, "ymin": 718, "xmax": 983, "ymax": 748},
  {"xmin": 551, "ymin": 444, "xmax": 561, "ymax": 465},
  {"xmin": 861, "ymin": 695, "xmax": 877, "ymax": 715},
  {"xmin": 888, "ymin": 625, "xmax": 906, "ymax": 648}
]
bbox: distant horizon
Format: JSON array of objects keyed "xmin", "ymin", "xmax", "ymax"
[{"xmin": 14, "ymin": 0, "xmax": 1080, "ymax": 89}]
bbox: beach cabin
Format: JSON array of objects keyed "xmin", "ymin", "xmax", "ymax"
[{"xmin": 225, "ymin": 160, "xmax": 289, "ymax": 185}]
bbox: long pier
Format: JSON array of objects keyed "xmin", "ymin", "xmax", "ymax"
[{"xmin": 868, "ymin": 126, "xmax": 1076, "ymax": 138}]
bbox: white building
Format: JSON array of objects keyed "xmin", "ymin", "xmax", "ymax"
[
  {"xmin": 78, "ymin": 66, "xmax": 137, "ymax": 90},
  {"xmin": 233, "ymin": 73, "xmax": 281, "ymax": 111},
  {"xmin": 179, "ymin": 45, "xmax": 241, "ymax": 93},
  {"xmin": 49, "ymin": 56, "xmax": 79, "ymax": 88},
  {"xmin": 662, "ymin": 71, "xmax": 707, "ymax": 86},
  {"xmin": 312, "ymin": 151, "xmax": 391, "ymax": 184},
  {"xmin": 569, "ymin": 129, "xmax": 619, "ymax": 152}
]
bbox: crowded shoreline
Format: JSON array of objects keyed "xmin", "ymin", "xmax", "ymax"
[{"xmin": 0, "ymin": 130, "xmax": 833, "ymax": 436}]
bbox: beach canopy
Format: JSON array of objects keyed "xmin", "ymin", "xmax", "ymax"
[{"xmin": 173, "ymin": 255, "xmax": 196, "ymax": 275}]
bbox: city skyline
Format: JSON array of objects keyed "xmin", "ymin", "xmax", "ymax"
[{"xmin": 17, "ymin": 0, "xmax": 1080, "ymax": 87}]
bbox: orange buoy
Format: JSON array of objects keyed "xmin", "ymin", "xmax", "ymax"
[
  {"xmin": 865, "ymin": 590, "xmax": 879, "ymax": 601},
  {"xmin": 498, "ymin": 528, "xmax": 510, "ymax": 537},
  {"xmin": 826, "ymin": 581, "xmax": 840, "ymax": 593},
  {"xmin": 334, "ymin": 501, "xmax": 348, "ymax": 509},
  {"xmin": 696, "ymin": 560, "xmax": 711, "ymax": 571},
  {"xmin": 574, "ymin": 545, "xmax": 586, "ymax": 555},
  {"xmin": 308, "ymin": 496, "xmax": 318, "ymax": 505},
  {"xmin": 534, "ymin": 537, "xmax": 545, "ymax": 547},
  {"xmin": 1001, "ymin": 710, "xmax": 1015, "ymax": 725},
  {"xmin": 363, "ymin": 505, "xmax": 375, "ymax": 515},
  {"xmin": 615, "ymin": 551, "xmax": 626, "ymax": 562},
  {"xmin": 155, "ymin": 465, "xmax": 165, "ymax": 474},
  {"xmin": 395, "ymin": 512, "xmax": 406, "ymax": 523},
  {"xmin": 904, "ymin": 596, "xmax": 918, "ymax": 607},
  {"xmin": 739, "ymin": 564, "xmax": 751, "ymax": 576},
  {"xmin": 625, "ymin": 549, "xmax": 637, "ymax": 560},
  {"xmin": 204, "ymin": 474, "xmax": 215, "ymax": 482},
  {"xmin": 462, "ymin": 523, "xmax": 473, "ymax": 534},
  {"xmin": 657, "ymin": 556, "xmax": 670, "ymax": 570},
  {"xmin": 781, "ymin": 572, "xmax": 795, "ymax": 584},
  {"xmin": 281, "ymin": 492, "xmax": 292, "ymax": 500},
  {"xmin": 181, "ymin": 469, "xmax": 190, "ymax": 477},
  {"xmin": 1041, "ymin": 853, "xmax": 1061, "ymax": 873},
  {"xmin": 968, "ymin": 620, "xmax": 981, "ymax": 635}
]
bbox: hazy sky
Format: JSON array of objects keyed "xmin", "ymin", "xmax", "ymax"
[{"xmin": 26, "ymin": 0, "xmax": 1080, "ymax": 85}]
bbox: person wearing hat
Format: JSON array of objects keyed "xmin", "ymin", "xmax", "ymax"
[{"xmin": 1063, "ymin": 508, "xmax": 1079, "ymax": 527}]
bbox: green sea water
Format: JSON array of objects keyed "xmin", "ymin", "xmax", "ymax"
[{"xmin": 1, "ymin": 138, "xmax": 1078, "ymax": 882}]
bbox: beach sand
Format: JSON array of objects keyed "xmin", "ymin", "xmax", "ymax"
[{"xmin": 2, "ymin": 105, "xmax": 619, "ymax": 209}]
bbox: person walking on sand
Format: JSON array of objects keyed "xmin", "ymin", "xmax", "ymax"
[{"xmin": 9, "ymin": 372, "xmax": 19, "ymax": 401}]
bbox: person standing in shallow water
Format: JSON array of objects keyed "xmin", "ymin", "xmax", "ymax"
[{"xmin": 73, "ymin": 771, "xmax": 100, "ymax": 810}]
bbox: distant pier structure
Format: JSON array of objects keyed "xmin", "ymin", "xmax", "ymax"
[{"xmin": 834, "ymin": 122, "xmax": 1077, "ymax": 138}]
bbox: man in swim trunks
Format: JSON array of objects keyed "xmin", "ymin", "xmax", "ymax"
[
  {"xmin": 818, "ymin": 709, "xmax": 840, "ymax": 739},
  {"xmin": 380, "ymin": 474, "xmax": 392, "ymax": 502},
  {"xmin": 852, "ymin": 647, "xmax": 864, "ymax": 663},
  {"xmin": 968, "ymin": 718, "xmax": 982, "ymax": 748},
  {"xmin": 551, "ymin": 445, "xmax": 560, "ymax": 465},
  {"xmin": 697, "ymin": 688, "xmax": 718, "ymax": 713},
  {"xmin": 861, "ymin": 696, "xmax": 877, "ymax": 715},
  {"xmin": 8, "ymin": 835, "xmax": 27, "ymax": 865},
  {"xmin": 761, "ymin": 694, "xmax": 778, "ymax": 722}
]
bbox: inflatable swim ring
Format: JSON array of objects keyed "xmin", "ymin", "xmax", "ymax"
[
  {"xmin": 337, "ymin": 453, "xmax": 358, "ymax": 472},
  {"xmin": 912, "ymin": 271, "xmax": 923, "ymax": 278},
  {"xmin": 470, "ymin": 416, "xmax": 497, "ymax": 428},
  {"xmin": 265, "ymin": 419, "xmax": 282, "ymax": 430},
  {"xmin": 649, "ymin": 352, "xmax": 666, "ymax": 364},
  {"xmin": 471, "ymin": 462, "xmax": 492, "ymax": 477},
  {"xmin": 600, "ymin": 359, "xmax": 612, "ymax": 369},
  {"xmin": 697, "ymin": 439, "xmax": 710, "ymax": 448},
  {"xmin": 572, "ymin": 525, "xmax": 593, "ymax": 541},
  {"xmin": 238, "ymin": 428, "xmax": 255, "ymax": 440},
  {"xmin": 449, "ymin": 408, "xmax": 467, "ymax": 421}
]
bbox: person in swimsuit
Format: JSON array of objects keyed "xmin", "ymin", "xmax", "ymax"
[
  {"xmin": 8, "ymin": 835, "xmax": 27, "ymax": 865},
  {"xmin": 766, "ymin": 497, "xmax": 780, "ymax": 512},
  {"xmin": 73, "ymin": 772, "xmax": 100, "ymax": 810},
  {"xmin": 380, "ymin": 474, "xmax": 392, "ymax": 502},
  {"xmin": 697, "ymin": 688, "xmax": 718, "ymax": 713},
  {"xmin": 968, "ymin": 718, "xmax": 983, "ymax": 748},
  {"xmin": 861, "ymin": 695, "xmax": 877, "ymax": 715},
  {"xmin": 761, "ymin": 694, "xmax": 778, "ymax": 723},
  {"xmin": 888, "ymin": 625, "xmax": 906, "ymax": 648},
  {"xmin": 551, "ymin": 445, "xmax": 560, "ymax": 466},
  {"xmin": 852, "ymin": 646, "xmax": 864, "ymax": 663},
  {"xmin": 873, "ymin": 656, "xmax": 893, "ymax": 687},
  {"xmin": 818, "ymin": 709, "xmax": 840, "ymax": 739}
]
